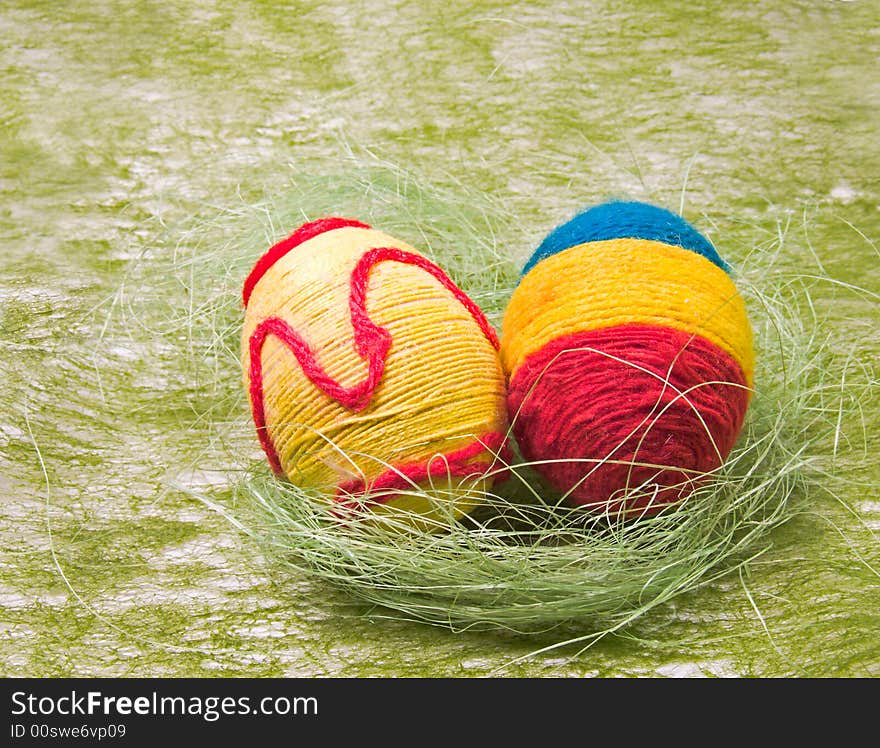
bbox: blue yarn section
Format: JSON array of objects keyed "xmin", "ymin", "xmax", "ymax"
[{"xmin": 521, "ymin": 201, "xmax": 730, "ymax": 277}]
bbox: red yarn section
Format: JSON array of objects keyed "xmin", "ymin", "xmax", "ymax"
[
  {"xmin": 248, "ymin": 315, "xmax": 390, "ymax": 474},
  {"xmin": 242, "ymin": 217, "xmax": 371, "ymax": 307},
  {"xmin": 507, "ymin": 324, "xmax": 750, "ymax": 516},
  {"xmin": 351, "ymin": 247, "xmax": 500, "ymax": 351},
  {"xmin": 334, "ymin": 431, "xmax": 507, "ymax": 507},
  {"xmin": 247, "ymin": 247, "xmax": 500, "ymax": 475}
]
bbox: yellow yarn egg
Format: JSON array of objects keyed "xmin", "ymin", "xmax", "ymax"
[{"xmin": 240, "ymin": 217, "xmax": 508, "ymax": 526}]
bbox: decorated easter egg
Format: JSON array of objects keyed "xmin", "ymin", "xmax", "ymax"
[
  {"xmin": 501, "ymin": 201, "xmax": 754, "ymax": 517},
  {"xmin": 242, "ymin": 218, "xmax": 508, "ymax": 524}
]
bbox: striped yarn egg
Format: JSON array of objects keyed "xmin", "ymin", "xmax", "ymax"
[
  {"xmin": 501, "ymin": 201, "xmax": 754, "ymax": 517},
  {"xmin": 242, "ymin": 217, "xmax": 508, "ymax": 524}
]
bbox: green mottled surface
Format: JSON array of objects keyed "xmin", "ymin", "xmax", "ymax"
[{"xmin": 2, "ymin": 0, "xmax": 878, "ymax": 677}]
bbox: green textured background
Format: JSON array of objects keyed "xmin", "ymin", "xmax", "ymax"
[{"xmin": 2, "ymin": 0, "xmax": 878, "ymax": 677}]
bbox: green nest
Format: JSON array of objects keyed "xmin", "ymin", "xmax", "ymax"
[{"xmin": 143, "ymin": 155, "xmax": 874, "ymax": 652}]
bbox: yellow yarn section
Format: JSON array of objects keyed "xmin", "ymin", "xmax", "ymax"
[
  {"xmin": 241, "ymin": 226, "xmax": 507, "ymax": 521},
  {"xmin": 501, "ymin": 238, "xmax": 754, "ymax": 385}
]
